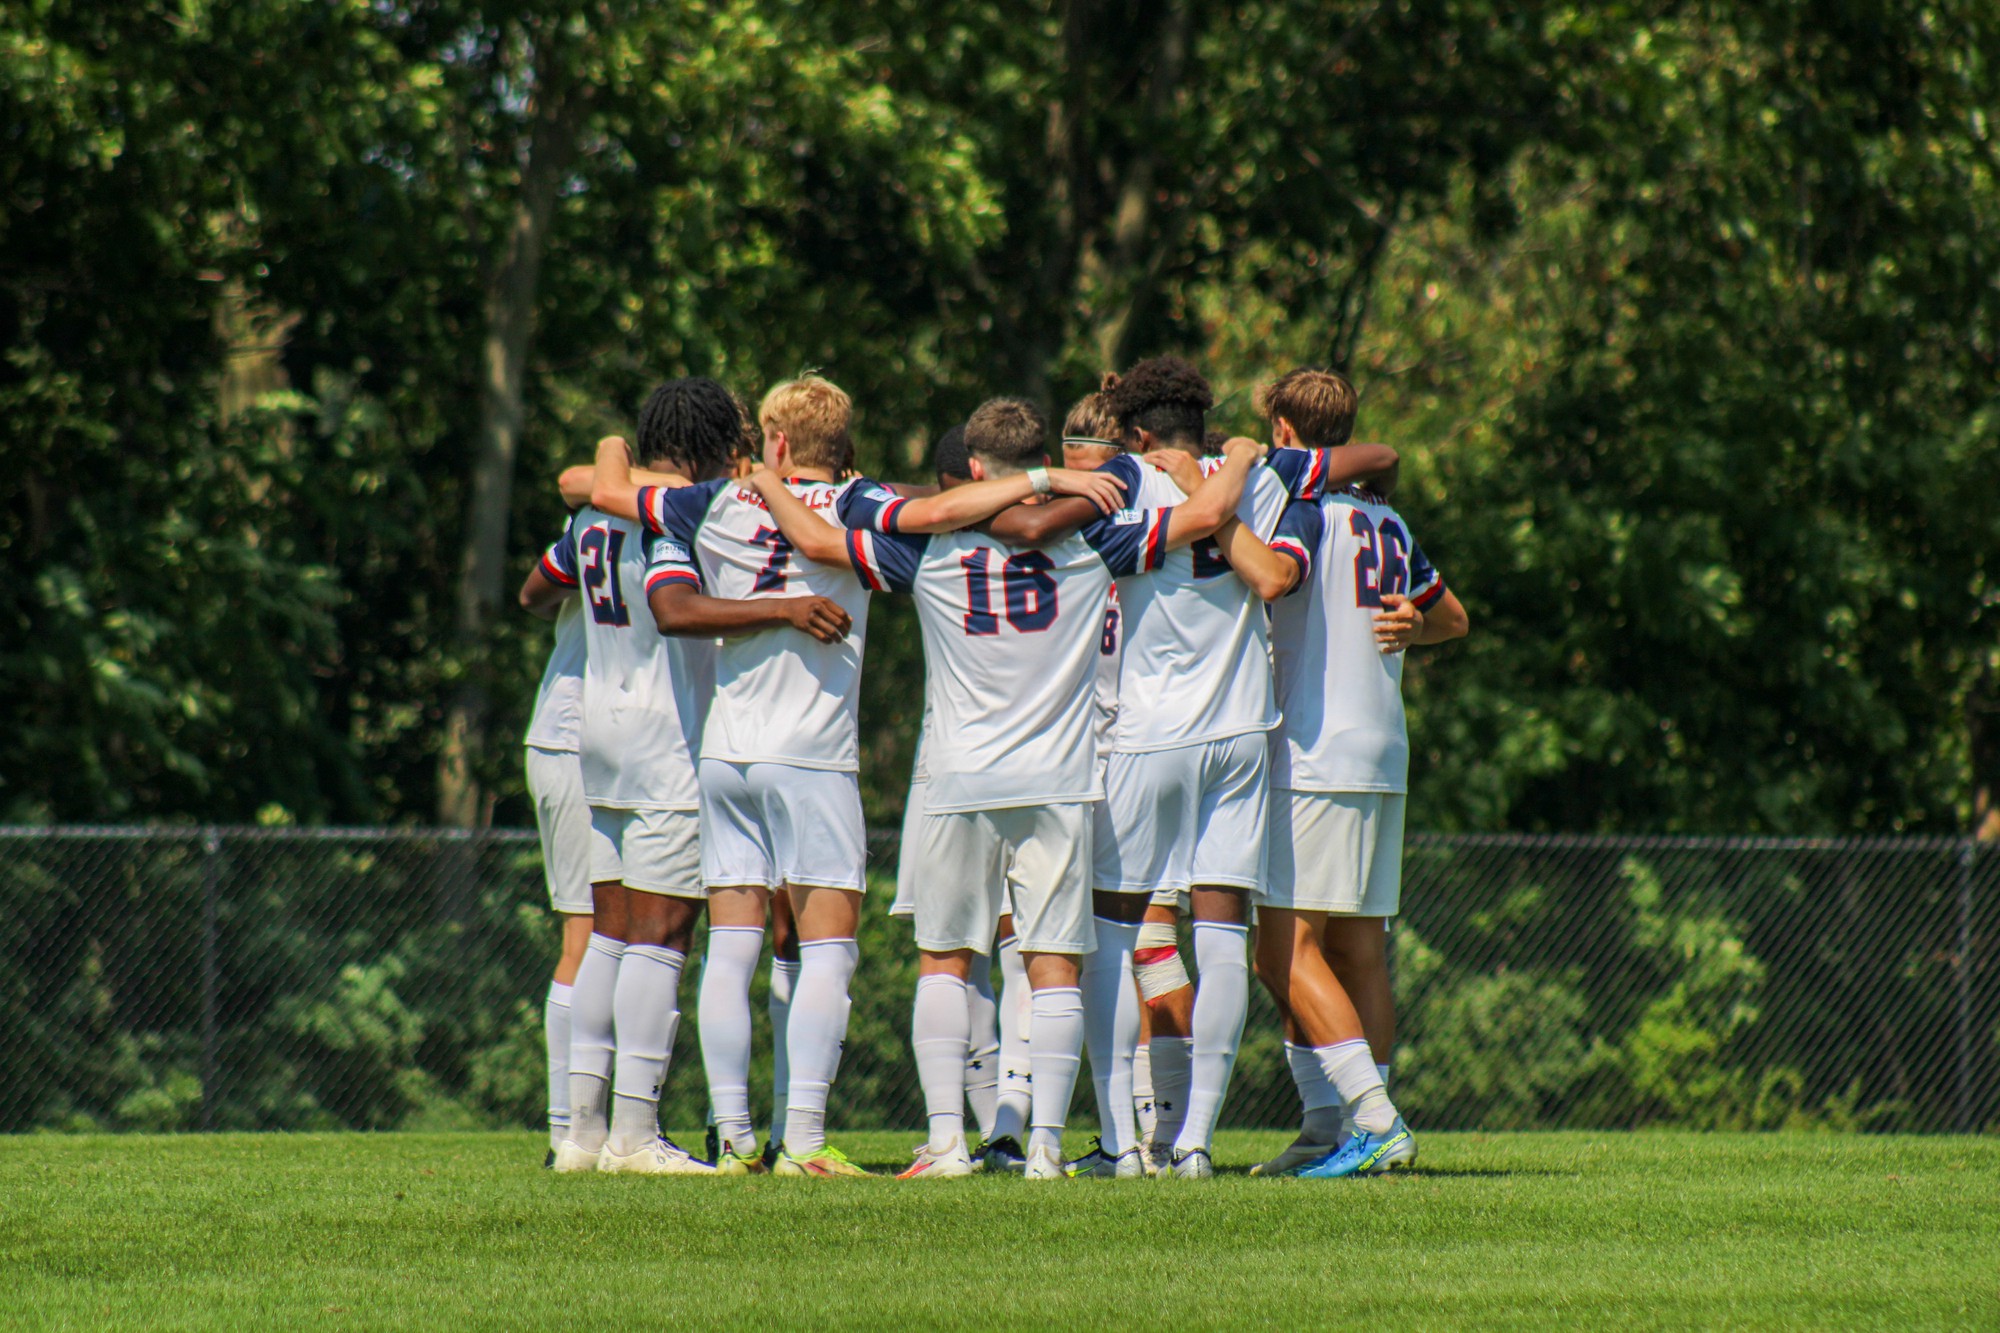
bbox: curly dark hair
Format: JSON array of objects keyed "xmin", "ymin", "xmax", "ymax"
[
  {"xmin": 931, "ymin": 422, "xmax": 971, "ymax": 482},
  {"xmin": 636, "ymin": 377, "xmax": 742, "ymax": 477},
  {"xmin": 1103, "ymin": 355, "xmax": 1213, "ymax": 447}
]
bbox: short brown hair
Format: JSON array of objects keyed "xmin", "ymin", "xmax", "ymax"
[
  {"xmin": 759, "ymin": 375, "xmax": 854, "ymax": 471},
  {"xmin": 1257, "ymin": 368, "xmax": 1357, "ymax": 447},
  {"xmin": 964, "ymin": 397, "xmax": 1047, "ymax": 473}
]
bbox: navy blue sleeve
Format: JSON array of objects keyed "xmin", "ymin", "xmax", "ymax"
[
  {"xmin": 1081, "ymin": 506, "xmax": 1174, "ymax": 578},
  {"xmin": 834, "ymin": 476, "xmax": 917, "ymax": 533},
  {"xmin": 848, "ymin": 529, "xmax": 929, "ymax": 595},
  {"xmin": 538, "ymin": 515, "xmax": 581, "ymax": 586},
  {"xmin": 1263, "ymin": 446, "xmax": 1331, "ymax": 500},
  {"xmin": 1406, "ymin": 529, "xmax": 1445, "ymax": 610},
  {"xmin": 1268, "ymin": 500, "xmax": 1324, "ymax": 594},
  {"xmin": 639, "ymin": 479, "xmax": 726, "ymax": 544}
]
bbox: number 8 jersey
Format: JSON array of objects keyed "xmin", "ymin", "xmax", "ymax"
[
  {"xmin": 541, "ymin": 507, "xmax": 712, "ymax": 811},
  {"xmin": 1267, "ymin": 487, "xmax": 1447, "ymax": 794}
]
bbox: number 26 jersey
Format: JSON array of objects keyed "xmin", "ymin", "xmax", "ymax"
[{"xmin": 1267, "ymin": 488, "xmax": 1447, "ymax": 795}]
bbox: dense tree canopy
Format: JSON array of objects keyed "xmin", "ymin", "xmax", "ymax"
[{"xmin": 2, "ymin": 0, "xmax": 1995, "ymax": 833}]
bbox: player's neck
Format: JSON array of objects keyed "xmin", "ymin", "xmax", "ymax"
[{"xmin": 784, "ymin": 465, "xmax": 839, "ymax": 483}]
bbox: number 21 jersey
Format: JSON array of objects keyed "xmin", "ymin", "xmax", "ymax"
[{"xmin": 1267, "ymin": 488, "xmax": 1446, "ymax": 794}]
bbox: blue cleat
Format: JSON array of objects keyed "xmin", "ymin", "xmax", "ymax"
[{"xmin": 1294, "ymin": 1118, "xmax": 1417, "ymax": 1178}]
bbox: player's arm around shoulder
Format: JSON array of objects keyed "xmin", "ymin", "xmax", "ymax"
[
  {"xmin": 648, "ymin": 579, "xmax": 851, "ymax": 644},
  {"xmin": 518, "ymin": 516, "xmax": 581, "ymax": 620},
  {"xmin": 1211, "ymin": 518, "xmax": 1299, "ymax": 601},
  {"xmin": 1159, "ymin": 436, "xmax": 1259, "ymax": 547},
  {"xmin": 746, "ymin": 468, "xmax": 852, "ymax": 567}
]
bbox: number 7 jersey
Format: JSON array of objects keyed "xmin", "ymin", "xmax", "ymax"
[{"xmin": 1267, "ymin": 488, "xmax": 1447, "ymax": 794}]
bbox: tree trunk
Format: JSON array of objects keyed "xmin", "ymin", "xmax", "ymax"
[{"xmin": 435, "ymin": 41, "xmax": 582, "ymax": 829}]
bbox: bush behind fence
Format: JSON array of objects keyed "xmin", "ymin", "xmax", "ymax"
[{"xmin": 2, "ymin": 828, "xmax": 1994, "ymax": 1135}]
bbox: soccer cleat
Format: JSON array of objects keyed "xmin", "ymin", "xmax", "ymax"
[
  {"xmin": 773, "ymin": 1144, "xmax": 873, "ymax": 1178},
  {"xmin": 759, "ymin": 1138, "xmax": 781, "ymax": 1172},
  {"xmin": 713, "ymin": 1149, "xmax": 767, "ymax": 1177},
  {"xmin": 1022, "ymin": 1144, "xmax": 1066, "ymax": 1180},
  {"xmin": 550, "ymin": 1139, "xmax": 601, "ymax": 1173},
  {"xmin": 1169, "ymin": 1146, "xmax": 1214, "ymax": 1180},
  {"xmin": 896, "ymin": 1137, "xmax": 976, "ymax": 1180},
  {"xmin": 542, "ymin": 1148, "xmax": 555, "ymax": 1170},
  {"xmin": 1249, "ymin": 1139, "xmax": 1343, "ymax": 1178},
  {"xmin": 1145, "ymin": 1141, "xmax": 1174, "ymax": 1178},
  {"xmin": 1065, "ymin": 1139, "xmax": 1144, "ymax": 1179},
  {"xmin": 1296, "ymin": 1118, "xmax": 1418, "ymax": 1179},
  {"xmin": 597, "ymin": 1137, "xmax": 717, "ymax": 1176},
  {"xmin": 977, "ymin": 1135, "xmax": 1028, "ymax": 1175}
]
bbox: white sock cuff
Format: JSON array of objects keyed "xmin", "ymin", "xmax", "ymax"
[
  {"xmin": 771, "ymin": 958, "xmax": 802, "ymax": 977},
  {"xmin": 1192, "ymin": 920, "xmax": 1250, "ymax": 946},
  {"xmin": 625, "ymin": 943, "xmax": 686, "ymax": 968},
  {"xmin": 547, "ymin": 981, "xmax": 573, "ymax": 1006},
  {"xmin": 1031, "ymin": 986, "xmax": 1083, "ymax": 1012},
  {"xmin": 916, "ymin": 972, "xmax": 969, "ymax": 996},
  {"xmin": 585, "ymin": 932, "xmax": 627, "ymax": 961},
  {"xmin": 800, "ymin": 937, "xmax": 859, "ymax": 958},
  {"xmin": 1287, "ymin": 1041, "xmax": 1341, "ymax": 1112}
]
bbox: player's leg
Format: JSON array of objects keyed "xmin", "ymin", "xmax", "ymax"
[
  {"xmin": 989, "ymin": 912, "xmax": 1032, "ymax": 1164},
  {"xmin": 1139, "ymin": 897, "xmax": 1195, "ymax": 1170},
  {"xmin": 1262, "ymin": 791, "xmax": 1413, "ymax": 1177},
  {"xmin": 1321, "ymin": 794, "xmax": 1405, "ymax": 1083},
  {"xmin": 1169, "ymin": 733, "xmax": 1269, "ymax": 1177},
  {"xmin": 527, "ymin": 745, "xmax": 594, "ymax": 1158},
  {"xmin": 696, "ymin": 758, "xmax": 778, "ymax": 1171},
  {"xmin": 1251, "ymin": 913, "xmax": 1349, "ymax": 1172},
  {"xmin": 600, "ymin": 810, "xmax": 712, "ymax": 1174},
  {"xmin": 765, "ymin": 889, "xmax": 800, "ymax": 1163},
  {"xmin": 963, "ymin": 944, "xmax": 1001, "ymax": 1147},
  {"xmin": 770, "ymin": 763, "xmax": 871, "ymax": 1176},
  {"xmin": 1011, "ymin": 803, "xmax": 1098, "ymax": 1180},
  {"xmin": 900, "ymin": 950, "xmax": 981, "ymax": 1179},
  {"xmin": 1131, "ymin": 983, "xmax": 1157, "ymax": 1160},
  {"xmin": 559, "ymin": 806, "xmax": 634, "ymax": 1168}
]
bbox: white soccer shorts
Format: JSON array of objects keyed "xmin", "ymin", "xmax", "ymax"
[
  {"xmin": 1093, "ymin": 732, "xmax": 1270, "ymax": 896},
  {"xmin": 911, "ymin": 802, "xmax": 1094, "ymax": 957},
  {"xmin": 1262, "ymin": 790, "xmax": 1406, "ymax": 916},
  {"xmin": 698, "ymin": 759, "xmax": 867, "ymax": 893},
  {"xmin": 890, "ymin": 778, "xmax": 925, "ymax": 920},
  {"xmin": 587, "ymin": 805, "xmax": 703, "ymax": 899},
  {"xmin": 525, "ymin": 745, "xmax": 594, "ymax": 915}
]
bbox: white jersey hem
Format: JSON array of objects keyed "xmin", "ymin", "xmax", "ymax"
[
  {"xmin": 921, "ymin": 789, "xmax": 1103, "ymax": 816},
  {"xmin": 1109, "ymin": 719, "xmax": 1279, "ymax": 756},
  {"xmin": 698, "ymin": 750, "xmax": 858, "ymax": 774}
]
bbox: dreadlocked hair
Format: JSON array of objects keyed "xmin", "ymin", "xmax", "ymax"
[
  {"xmin": 1103, "ymin": 355, "xmax": 1213, "ymax": 448},
  {"xmin": 636, "ymin": 377, "xmax": 741, "ymax": 476}
]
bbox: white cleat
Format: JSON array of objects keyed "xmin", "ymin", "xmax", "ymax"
[
  {"xmin": 1023, "ymin": 1145, "xmax": 1067, "ymax": 1180},
  {"xmin": 1249, "ymin": 1138, "xmax": 1345, "ymax": 1177},
  {"xmin": 1169, "ymin": 1146, "xmax": 1214, "ymax": 1180},
  {"xmin": 896, "ymin": 1137, "xmax": 977, "ymax": 1181},
  {"xmin": 597, "ymin": 1137, "xmax": 717, "ymax": 1176},
  {"xmin": 550, "ymin": 1139, "xmax": 602, "ymax": 1173},
  {"xmin": 1145, "ymin": 1141, "xmax": 1174, "ymax": 1178}
]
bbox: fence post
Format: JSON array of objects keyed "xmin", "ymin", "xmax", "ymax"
[
  {"xmin": 1957, "ymin": 838, "xmax": 1976, "ymax": 1135},
  {"xmin": 200, "ymin": 829, "xmax": 222, "ymax": 1133}
]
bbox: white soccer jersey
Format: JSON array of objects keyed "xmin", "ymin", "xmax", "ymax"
[
  {"xmin": 867, "ymin": 476, "xmax": 1175, "ymax": 814},
  {"xmin": 1111, "ymin": 446, "xmax": 1339, "ymax": 753},
  {"xmin": 542, "ymin": 507, "xmax": 710, "ymax": 811},
  {"xmin": 522, "ymin": 579, "xmax": 586, "ymax": 753},
  {"xmin": 640, "ymin": 475, "xmax": 908, "ymax": 772},
  {"xmin": 1267, "ymin": 488, "xmax": 1447, "ymax": 794},
  {"xmin": 1094, "ymin": 584, "xmax": 1122, "ymax": 755}
]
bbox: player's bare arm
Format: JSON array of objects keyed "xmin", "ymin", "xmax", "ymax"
[
  {"xmin": 744, "ymin": 468, "xmax": 854, "ymax": 568},
  {"xmin": 982, "ymin": 494, "xmax": 1106, "ymax": 546},
  {"xmin": 1209, "ymin": 517, "xmax": 1299, "ymax": 601},
  {"xmin": 560, "ymin": 459, "xmax": 690, "ymax": 508},
  {"xmin": 649, "ymin": 581, "xmax": 851, "ymax": 645},
  {"xmin": 582, "ymin": 436, "xmax": 694, "ymax": 519},
  {"xmin": 1161, "ymin": 436, "xmax": 1258, "ymax": 547},
  {"xmin": 886, "ymin": 466, "xmax": 1125, "ymax": 533},
  {"xmin": 517, "ymin": 563, "xmax": 574, "ymax": 621},
  {"xmin": 1374, "ymin": 588, "xmax": 1469, "ymax": 653}
]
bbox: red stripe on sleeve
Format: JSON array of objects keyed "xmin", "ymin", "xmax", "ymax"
[{"xmin": 539, "ymin": 552, "xmax": 577, "ymax": 586}]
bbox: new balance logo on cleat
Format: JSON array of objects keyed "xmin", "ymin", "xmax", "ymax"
[{"xmin": 1296, "ymin": 1119, "xmax": 1418, "ymax": 1179}]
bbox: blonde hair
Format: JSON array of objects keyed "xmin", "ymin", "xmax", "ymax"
[
  {"xmin": 1256, "ymin": 368, "xmax": 1358, "ymax": 447},
  {"xmin": 1062, "ymin": 384, "xmax": 1122, "ymax": 446},
  {"xmin": 759, "ymin": 375, "xmax": 854, "ymax": 471}
]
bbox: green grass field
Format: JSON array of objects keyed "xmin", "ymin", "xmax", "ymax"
[{"xmin": 5, "ymin": 1131, "xmax": 1996, "ymax": 1329}]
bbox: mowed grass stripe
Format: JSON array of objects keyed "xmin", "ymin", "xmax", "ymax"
[{"xmin": 4, "ymin": 1132, "xmax": 1996, "ymax": 1330}]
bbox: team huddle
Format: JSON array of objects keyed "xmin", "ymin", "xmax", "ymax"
[{"xmin": 518, "ymin": 356, "xmax": 1468, "ymax": 1181}]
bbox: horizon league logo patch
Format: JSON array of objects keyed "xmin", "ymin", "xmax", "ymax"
[
  {"xmin": 656, "ymin": 539, "xmax": 693, "ymax": 564},
  {"xmin": 1111, "ymin": 507, "xmax": 1145, "ymax": 526}
]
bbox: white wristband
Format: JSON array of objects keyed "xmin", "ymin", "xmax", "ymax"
[{"xmin": 1028, "ymin": 467, "xmax": 1053, "ymax": 496}]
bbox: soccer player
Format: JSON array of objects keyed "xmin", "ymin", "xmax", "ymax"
[
  {"xmin": 588, "ymin": 375, "xmax": 1126, "ymax": 1177},
  {"xmin": 1080, "ymin": 356, "xmax": 1399, "ymax": 1178},
  {"xmin": 746, "ymin": 396, "xmax": 1257, "ymax": 1179},
  {"xmin": 524, "ymin": 378, "xmax": 755, "ymax": 1175},
  {"xmin": 516, "ymin": 522, "xmax": 593, "ymax": 1164},
  {"xmin": 1232, "ymin": 367, "xmax": 1467, "ymax": 1177}
]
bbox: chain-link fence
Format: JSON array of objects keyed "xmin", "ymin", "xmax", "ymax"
[{"xmin": 2, "ymin": 828, "xmax": 1994, "ymax": 1135}]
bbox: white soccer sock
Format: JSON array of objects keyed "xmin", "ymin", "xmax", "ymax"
[
  {"xmin": 565, "ymin": 933, "xmax": 623, "ymax": 1152},
  {"xmin": 767, "ymin": 957, "xmax": 800, "ymax": 1148},
  {"xmin": 992, "ymin": 935, "xmax": 1031, "ymax": 1145},
  {"xmin": 1026, "ymin": 985, "xmax": 1084, "ymax": 1158},
  {"xmin": 1287, "ymin": 1040, "xmax": 1344, "ymax": 1143},
  {"xmin": 1132, "ymin": 1035, "xmax": 1157, "ymax": 1144},
  {"xmin": 1174, "ymin": 922, "xmax": 1250, "ymax": 1155},
  {"xmin": 545, "ymin": 980, "xmax": 573, "ymax": 1151},
  {"xmin": 1317, "ymin": 1038, "xmax": 1397, "ymax": 1136},
  {"xmin": 783, "ymin": 938, "xmax": 860, "ymax": 1157},
  {"xmin": 1080, "ymin": 917, "xmax": 1142, "ymax": 1156},
  {"xmin": 1377, "ymin": 1062, "xmax": 1392, "ymax": 1090},
  {"xmin": 699, "ymin": 926, "xmax": 764, "ymax": 1158},
  {"xmin": 912, "ymin": 974, "xmax": 971, "ymax": 1152},
  {"xmin": 1148, "ymin": 1035, "xmax": 1193, "ymax": 1150},
  {"xmin": 606, "ymin": 944, "xmax": 686, "ymax": 1155},
  {"xmin": 964, "ymin": 958, "xmax": 1000, "ymax": 1142}
]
